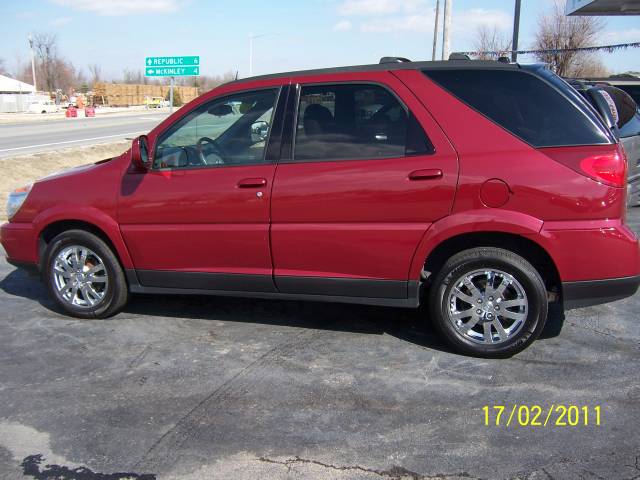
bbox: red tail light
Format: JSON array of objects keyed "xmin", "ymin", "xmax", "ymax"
[
  {"xmin": 540, "ymin": 145, "xmax": 627, "ymax": 188},
  {"xmin": 579, "ymin": 152, "xmax": 626, "ymax": 187}
]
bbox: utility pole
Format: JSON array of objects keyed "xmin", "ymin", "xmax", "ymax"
[
  {"xmin": 431, "ymin": 0, "xmax": 440, "ymax": 61},
  {"xmin": 511, "ymin": 0, "xmax": 522, "ymax": 63},
  {"xmin": 249, "ymin": 32, "xmax": 253, "ymax": 77},
  {"xmin": 441, "ymin": 0, "xmax": 452, "ymax": 60},
  {"xmin": 28, "ymin": 34, "xmax": 37, "ymax": 91}
]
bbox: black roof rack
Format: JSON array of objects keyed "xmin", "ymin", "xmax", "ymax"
[
  {"xmin": 231, "ymin": 58, "xmax": 520, "ymax": 84},
  {"xmin": 379, "ymin": 56, "xmax": 412, "ymax": 64},
  {"xmin": 448, "ymin": 53, "xmax": 470, "ymax": 60}
]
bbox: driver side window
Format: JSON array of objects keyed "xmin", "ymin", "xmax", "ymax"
[{"xmin": 154, "ymin": 88, "xmax": 279, "ymax": 169}]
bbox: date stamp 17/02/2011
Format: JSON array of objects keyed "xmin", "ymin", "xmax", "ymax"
[{"xmin": 483, "ymin": 405, "xmax": 602, "ymax": 427}]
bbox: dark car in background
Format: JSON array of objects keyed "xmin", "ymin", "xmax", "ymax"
[
  {"xmin": 568, "ymin": 79, "xmax": 640, "ymax": 207},
  {"xmin": 585, "ymin": 74, "xmax": 640, "ymax": 105}
]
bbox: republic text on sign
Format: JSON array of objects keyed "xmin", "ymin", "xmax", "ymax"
[{"xmin": 145, "ymin": 56, "xmax": 200, "ymax": 67}]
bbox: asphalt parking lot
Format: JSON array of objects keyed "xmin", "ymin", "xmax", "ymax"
[{"xmin": 0, "ymin": 209, "xmax": 639, "ymax": 480}]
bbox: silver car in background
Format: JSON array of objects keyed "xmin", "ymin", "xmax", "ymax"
[
  {"xmin": 568, "ymin": 79, "xmax": 640, "ymax": 207},
  {"xmin": 620, "ymin": 111, "xmax": 640, "ymax": 207}
]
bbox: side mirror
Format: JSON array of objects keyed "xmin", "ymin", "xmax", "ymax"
[
  {"xmin": 131, "ymin": 135, "xmax": 151, "ymax": 171},
  {"xmin": 251, "ymin": 120, "xmax": 269, "ymax": 142}
]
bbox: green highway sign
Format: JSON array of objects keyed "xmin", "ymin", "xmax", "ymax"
[
  {"xmin": 146, "ymin": 56, "xmax": 199, "ymax": 66},
  {"xmin": 145, "ymin": 56, "xmax": 200, "ymax": 76},
  {"xmin": 145, "ymin": 65, "xmax": 200, "ymax": 77}
]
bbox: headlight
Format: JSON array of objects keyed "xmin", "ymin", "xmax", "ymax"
[{"xmin": 7, "ymin": 184, "xmax": 32, "ymax": 220}]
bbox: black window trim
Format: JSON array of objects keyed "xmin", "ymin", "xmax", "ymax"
[
  {"xmin": 539, "ymin": 68, "xmax": 615, "ymax": 144},
  {"xmin": 281, "ymin": 80, "xmax": 435, "ymax": 165},
  {"xmin": 264, "ymin": 84, "xmax": 291, "ymax": 162},
  {"xmin": 151, "ymin": 85, "xmax": 284, "ymax": 171},
  {"xmin": 422, "ymin": 67, "xmax": 614, "ymax": 149},
  {"xmin": 278, "ymin": 83, "xmax": 299, "ymax": 161}
]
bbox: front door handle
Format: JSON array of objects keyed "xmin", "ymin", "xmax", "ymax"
[
  {"xmin": 408, "ymin": 169, "xmax": 443, "ymax": 181},
  {"xmin": 237, "ymin": 178, "xmax": 267, "ymax": 188}
]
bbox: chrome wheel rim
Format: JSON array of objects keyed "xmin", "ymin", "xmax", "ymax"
[
  {"xmin": 52, "ymin": 245, "xmax": 108, "ymax": 308},
  {"xmin": 447, "ymin": 268, "xmax": 528, "ymax": 345}
]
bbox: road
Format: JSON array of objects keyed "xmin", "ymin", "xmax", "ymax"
[
  {"xmin": 0, "ymin": 111, "xmax": 170, "ymax": 159},
  {"xmin": 0, "ymin": 208, "xmax": 638, "ymax": 479}
]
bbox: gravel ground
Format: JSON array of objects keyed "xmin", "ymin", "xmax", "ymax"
[{"xmin": 0, "ymin": 209, "xmax": 638, "ymax": 480}]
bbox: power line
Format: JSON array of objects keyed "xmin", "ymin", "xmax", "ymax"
[{"xmin": 456, "ymin": 41, "xmax": 640, "ymax": 57}]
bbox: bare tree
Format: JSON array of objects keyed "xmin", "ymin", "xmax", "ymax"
[
  {"xmin": 472, "ymin": 26, "xmax": 511, "ymax": 60},
  {"xmin": 198, "ymin": 71, "xmax": 237, "ymax": 91},
  {"xmin": 0, "ymin": 58, "xmax": 7, "ymax": 76},
  {"xmin": 32, "ymin": 32, "xmax": 58, "ymax": 92},
  {"xmin": 122, "ymin": 68, "xmax": 144, "ymax": 84},
  {"xmin": 534, "ymin": 0, "xmax": 605, "ymax": 77},
  {"xmin": 571, "ymin": 55, "xmax": 609, "ymax": 77},
  {"xmin": 16, "ymin": 53, "xmax": 81, "ymax": 94},
  {"xmin": 88, "ymin": 63, "xmax": 102, "ymax": 85},
  {"xmin": 13, "ymin": 53, "xmax": 28, "ymax": 81}
]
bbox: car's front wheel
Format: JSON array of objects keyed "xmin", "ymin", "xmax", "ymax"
[
  {"xmin": 43, "ymin": 230, "xmax": 129, "ymax": 318},
  {"xmin": 428, "ymin": 247, "xmax": 548, "ymax": 358}
]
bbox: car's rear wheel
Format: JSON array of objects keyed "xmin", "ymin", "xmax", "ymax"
[
  {"xmin": 43, "ymin": 230, "xmax": 129, "ymax": 318},
  {"xmin": 428, "ymin": 247, "xmax": 548, "ymax": 358}
]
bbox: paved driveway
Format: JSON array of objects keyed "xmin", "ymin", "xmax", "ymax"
[{"xmin": 0, "ymin": 209, "xmax": 639, "ymax": 479}]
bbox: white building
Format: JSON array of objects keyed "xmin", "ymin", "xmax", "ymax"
[{"xmin": 0, "ymin": 74, "xmax": 37, "ymax": 113}]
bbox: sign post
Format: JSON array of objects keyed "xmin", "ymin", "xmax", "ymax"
[
  {"xmin": 144, "ymin": 56, "xmax": 200, "ymax": 113},
  {"xmin": 169, "ymin": 77, "xmax": 175, "ymax": 113}
]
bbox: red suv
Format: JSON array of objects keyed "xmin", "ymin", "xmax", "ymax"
[{"xmin": 3, "ymin": 59, "xmax": 639, "ymax": 357}]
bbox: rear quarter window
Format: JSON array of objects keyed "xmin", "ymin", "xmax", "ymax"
[{"xmin": 423, "ymin": 69, "xmax": 612, "ymax": 148}]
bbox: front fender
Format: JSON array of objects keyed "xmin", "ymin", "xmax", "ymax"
[
  {"xmin": 408, "ymin": 209, "xmax": 544, "ymax": 280},
  {"xmin": 33, "ymin": 205, "xmax": 134, "ymax": 269}
]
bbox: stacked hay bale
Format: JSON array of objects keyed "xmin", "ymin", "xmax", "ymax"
[{"xmin": 92, "ymin": 83, "xmax": 199, "ymax": 106}]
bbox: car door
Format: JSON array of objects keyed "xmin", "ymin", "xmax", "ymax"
[
  {"xmin": 270, "ymin": 72, "xmax": 458, "ymax": 298},
  {"xmin": 119, "ymin": 85, "xmax": 287, "ymax": 292}
]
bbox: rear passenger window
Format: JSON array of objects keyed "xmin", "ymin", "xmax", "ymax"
[
  {"xmin": 293, "ymin": 83, "xmax": 433, "ymax": 161},
  {"xmin": 423, "ymin": 69, "xmax": 611, "ymax": 147}
]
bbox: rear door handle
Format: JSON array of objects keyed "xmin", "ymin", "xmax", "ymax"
[
  {"xmin": 408, "ymin": 169, "xmax": 443, "ymax": 181},
  {"xmin": 237, "ymin": 178, "xmax": 267, "ymax": 188}
]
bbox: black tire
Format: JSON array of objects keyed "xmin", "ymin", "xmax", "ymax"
[
  {"xmin": 43, "ymin": 229, "xmax": 129, "ymax": 319},
  {"xmin": 428, "ymin": 247, "xmax": 548, "ymax": 358}
]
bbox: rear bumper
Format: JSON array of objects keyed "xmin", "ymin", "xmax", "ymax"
[
  {"xmin": 538, "ymin": 219, "xmax": 640, "ymax": 282},
  {"xmin": 563, "ymin": 275, "xmax": 640, "ymax": 309}
]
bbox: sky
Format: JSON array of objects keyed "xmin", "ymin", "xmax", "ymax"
[{"xmin": 1, "ymin": 0, "xmax": 639, "ymax": 82}]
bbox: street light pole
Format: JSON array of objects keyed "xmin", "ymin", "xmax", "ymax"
[
  {"xmin": 441, "ymin": 0, "xmax": 452, "ymax": 60},
  {"xmin": 432, "ymin": 0, "xmax": 440, "ymax": 61},
  {"xmin": 28, "ymin": 34, "xmax": 37, "ymax": 91},
  {"xmin": 249, "ymin": 33, "xmax": 275, "ymax": 77},
  {"xmin": 512, "ymin": 0, "xmax": 522, "ymax": 63},
  {"xmin": 249, "ymin": 32, "xmax": 253, "ymax": 77}
]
